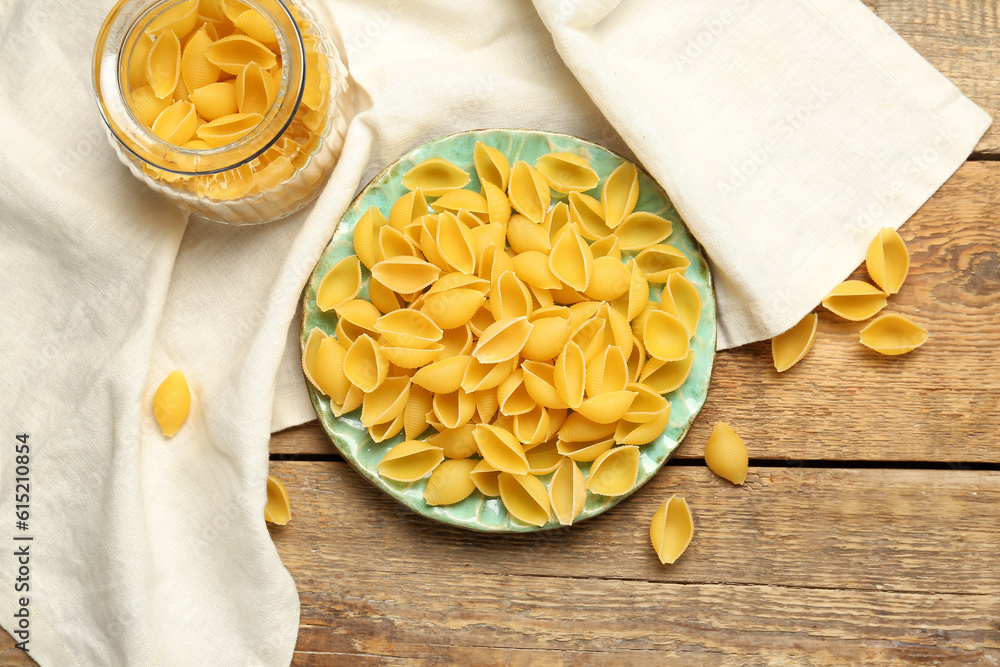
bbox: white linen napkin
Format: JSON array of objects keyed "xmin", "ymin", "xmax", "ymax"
[{"xmin": 0, "ymin": 0, "xmax": 989, "ymax": 665}]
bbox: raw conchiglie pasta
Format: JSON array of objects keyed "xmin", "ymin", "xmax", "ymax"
[
  {"xmin": 581, "ymin": 256, "xmax": 631, "ymax": 302},
  {"xmin": 548, "ymin": 458, "xmax": 587, "ymax": 525},
  {"xmin": 146, "ymin": 0, "xmax": 199, "ymax": 38},
  {"xmin": 151, "ymin": 100, "xmax": 198, "ymax": 147},
  {"xmin": 522, "ymin": 310, "xmax": 573, "ymax": 363},
  {"xmin": 401, "ymin": 158, "xmax": 470, "ymax": 195},
  {"xmin": 474, "ymin": 424, "xmax": 529, "ymax": 475},
  {"xmin": 374, "ymin": 309, "xmax": 442, "ymax": 349},
  {"xmin": 412, "ymin": 355, "xmax": 472, "ymax": 394},
  {"xmin": 361, "ymin": 376, "xmax": 410, "ymax": 427},
  {"xmin": 334, "ymin": 299, "xmax": 380, "ymax": 333},
  {"xmin": 370, "ymin": 256, "xmax": 441, "ymax": 294},
  {"xmin": 312, "ymin": 336, "xmax": 350, "ymax": 403},
  {"xmin": 771, "ymin": 313, "xmax": 818, "ymax": 372},
  {"xmin": 497, "ymin": 369, "xmax": 536, "ymax": 416},
  {"xmin": 461, "ymin": 356, "xmax": 516, "ymax": 393},
  {"xmin": 377, "ymin": 440, "xmax": 444, "ymax": 482},
  {"xmin": 127, "ymin": 32, "xmax": 154, "ymax": 88},
  {"xmin": 472, "ymin": 317, "xmax": 533, "ymax": 364},
  {"xmin": 612, "ymin": 259, "xmax": 649, "ymax": 322},
  {"xmin": 508, "ymin": 161, "xmax": 550, "ymax": 224},
  {"xmin": 558, "ymin": 412, "xmax": 616, "ymax": 443},
  {"xmin": 642, "ymin": 310, "xmax": 690, "ymax": 362},
  {"xmin": 635, "ymin": 245, "xmax": 690, "ymax": 282},
  {"xmin": 557, "ymin": 437, "xmax": 613, "ymax": 462},
  {"xmin": 234, "ymin": 8, "xmax": 279, "ymax": 45},
  {"xmin": 264, "ymin": 474, "xmax": 291, "ymax": 525},
  {"xmin": 423, "ymin": 458, "xmax": 479, "ymax": 506},
  {"xmin": 436, "ymin": 211, "xmax": 477, "ymax": 274},
  {"xmin": 614, "ymin": 212, "xmax": 673, "ymax": 250},
  {"xmin": 353, "ymin": 206, "xmax": 389, "ymax": 269},
  {"xmin": 389, "ymin": 189, "xmax": 428, "ymax": 231},
  {"xmin": 403, "ymin": 385, "xmax": 434, "ymax": 440},
  {"xmin": 378, "ymin": 224, "xmax": 421, "ymax": 260},
  {"xmin": 507, "ymin": 214, "xmax": 551, "ymax": 254},
  {"xmin": 515, "ymin": 407, "xmax": 552, "ymax": 448},
  {"xmin": 511, "ymin": 251, "xmax": 561, "ymax": 290},
  {"xmin": 821, "ymin": 280, "xmax": 887, "ymax": 321},
  {"xmin": 640, "ymin": 351, "xmax": 695, "ymax": 394},
  {"xmin": 369, "ymin": 279, "xmax": 403, "ymax": 314},
  {"xmin": 369, "ymin": 413, "xmax": 405, "ymax": 443},
  {"xmin": 316, "ymin": 255, "xmax": 362, "ymax": 311},
  {"xmin": 474, "ymin": 141, "xmax": 511, "ymax": 191},
  {"xmin": 575, "ymin": 390, "xmax": 637, "ymax": 424},
  {"xmin": 205, "ymin": 34, "xmax": 277, "ymax": 76},
  {"xmin": 649, "ymin": 496, "xmax": 693, "ymax": 564},
  {"xmin": 569, "ymin": 191, "xmax": 613, "ymax": 241},
  {"xmin": 489, "ymin": 271, "xmax": 532, "ymax": 320},
  {"xmin": 553, "ymin": 341, "xmax": 586, "ymax": 409},
  {"xmin": 235, "ymin": 61, "xmax": 278, "ymax": 116},
  {"xmin": 498, "ymin": 472, "xmax": 551, "ymax": 527},
  {"xmin": 545, "ymin": 201, "xmax": 571, "ymax": 240},
  {"xmin": 431, "ymin": 389, "xmax": 476, "ymax": 429},
  {"xmin": 470, "ymin": 459, "xmax": 501, "ymax": 496},
  {"xmin": 153, "ymin": 369, "xmax": 191, "ymax": 437},
  {"xmin": 622, "ymin": 383, "xmax": 669, "ymax": 424},
  {"xmin": 196, "ymin": 112, "xmax": 264, "ymax": 147},
  {"xmin": 130, "ymin": 85, "xmax": 172, "ymax": 127},
  {"xmin": 660, "ymin": 273, "xmax": 701, "ymax": 337},
  {"xmin": 147, "ymin": 29, "xmax": 182, "ymax": 100},
  {"xmin": 704, "ymin": 422, "xmax": 748, "ymax": 485},
  {"xmin": 520, "ymin": 361, "xmax": 569, "ymax": 410},
  {"xmin": 189, "ymin": 81, "xmax": 238, "ymax": 121},
  {"xmin": 587, "ymin": 445, "xmax": 640, "ymax": 496},
  {"xmin": 585, "ymin": 346, "xmax": 628, "ymax": 397},
  {"xmin": 859, "ymin": 314, "xmax": 928, "ymax": 355},
  {"xmin": 423, "ymin": 289, "xmax": 486, "ymax": 330},
  {"xmin": 433, "ymin": 189, "xmax": 489, "ymax": 218},
  {"xmin": 482, "ymin": 181, "xmax": 512, "ymax": 227},
  {"xmin": 181, "ymin": 28, "xmax": 221, "ymax": 93},
  {"xmin": 590, "ymin": 234, "xmax": 621, "ymax": 261},
  {"xmin": 549, "ymin": 225, "xmax": 594, "ymax": 292},
  {"xmin": 602, "ymin": 161, "xmax": 639, "ymax": 228},
  {"xmin": 524, "ymin": 438, "xmax": 561, "ymax": 474},
  {"xmin": 614, "ymin": 406, "xmax": 671, "ymax": 446},
  {"xmin": 866, "ymin": 227, "xmax": 910, "ymax": 295},
  {"xmin": 300, "ymin": 327, "xmax": 328, "ymax": 393},
  {"xmin": 535, "ymin": 152, "xmax": 599, "ymax": 194},
  {"xmin": 381, "ymin": 344, "xmax": 444, "ymax": 369},
  {"xmin": 343, "ymin": 334, "xmax": 388, "ymax": 393}
]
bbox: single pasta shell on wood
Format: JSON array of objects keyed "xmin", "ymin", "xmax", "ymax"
[
  {"xmin": 705, "ymin": 422, "xmax": 748, "ymax": 485},
  {"xmin": 433, "ymin": 189, "xmax": 489, "ymax": 217},
  {"xmin": 389, "ymin": 189, "xmax": 428, "ymax": 231},
  {"xmin": 821, "ymin": 280, "xmax": 888, "ymax": 321},
  {"xmin": 583, "ymin": 256, "xmax": 631, "ymax": 301},
  {"xmin": 549, "ymin": 458, "xmax": 587, "ymax": 525},
  {"xmin": 424, "ymin": 459, "xmax": 479, "ymax": 506},
  {"xmin": 649, "ymin": 496, "xmax": 693, "ymax": 564},
  {"xmin": 569, "ymin": 191, "xmax": 613, "ymax": 241},
  {"xmin": 377, "ymin": 440, "xmax": 444, "ymax": 482},
  {"xmin": 437, "ymin": 324, "xmax": 475, "ymax": 360},
  {"xmin": 558, "ymin": 412, "xmax": 616, "ymax": 443},
  {"xmin": 497, "ymin": 368, "xmax": 536, "ymax": 416},
  {"xmin": 635, "ymin": 245, "xmax": 690, "ymax": 282},
  {"xmin": 602, "ymin": 162, "xmax": 640, "ymax": 228},
  {"xmin": 401, "ymin": 158, "xmax": 470, "ymax": 195},
  {"xmin": 474, "ymin": 424, "xmax": 530, "ymax": 475},
  {"xmin": 614, "ymin": 211, "xmax": 673, "ymax": 250},
  {"xmin": 205, "ymin": 34, "xmax": 277, "ymax": 75},
  {"xmin": 361, "ymin": 376, "xmax": 411, "ymax": 427},
  {"xmin": 522, "ymin": 314, "xmax": 573, "ymax": 363},
  {"xmin": 437, "ymin": 211, "xmax": 477, "ymax": 274},
  {"xmin": 343, "ymin": 334, "xmax": 388, "ymax": 393},
  {"xmin": 535, "ymin": 152, "xmax": 599, "ymax": 194},
  {"xmin": 771, "ymin": 313, "xmax": 819, "ymax": 372},
  {"xmin": 859, "ymin": 314, "xmax": 928, "ymax": 355},
  {"xmin": 521, "ymin": 361, "xmax": 570, "ymax": 410},
  {"xmin": 471, "ymin": 459, "xmax": 501, "ymax": 496},
  {"xmin": 353, "ymin": 206, "xmax": 389, "ymax": 269},
  {"xmin": 196, "ymin": 112, "xmax": 264, "ymax": 147},
  {"xmin": 512, "ymin": 251, "xmax": 562, "ymax": 290},
  {"xmin": 507, "ymin": 214, "xmax": 551, "ymax": 254},
  {"xmin": 490, "ymin": 270, "xmax": 532, "ymax": 320},
  {"xmin": 301, "ymin": 327, "xmax": 328, "ymax": 394},
  {"xmin": 461, "ymin": 356, "xmax": 517, "ymax": 393},
  {"xmin": 426, "ymin": 423, "xmax": 479, "ymax": 459},
  {"xmin": 481, "ymin": 181, "xmax": 512, "ymax": 227},
  {"xmin": 316, "ymin": 255, "xmax": 361, "ymax": 311},
  {"xmin": 576, "ymin": 390, "xmax": 638, "ymax": 424},
  {"xmin": 643, "ymin": 310, "xmax": 690, "ymax": 362},
  {"xmin": 146, "ymin": 29, "xmax": 182, "ymax": 99},
  {"xmin": 412, "ymin": 355, "xmax": 472, "ymax": 394},
  {"xmin": 403, "ymin": 385, "xmax": 434, "ymax": 440},
  {"xmin": 615, "ymin": 406, "xmax": 672, "ymax": 445},
  {"xmin": 557, "ymin": 437, "xmax": 614, "ymax": 463},
  {"xmin": 640, "ymin": 351, "xmax": 695, "ymax": 394},
  {"xmin": 623, "ymin": 383, "xmax": 670, "ymax": 423},
  {"xmin": 586, "ymin": 346, "xmax": 629, "ymax": 397},
  {"xmin": 369, "ymin": 413, "xmax": 405, "ymax": 443},
  {"xmin": 264, "ymin": 474, "xmax": 291, "ymax": 525},
  {"xmin": 370, "ymin": 256, "xmax": 441, "ymax": 294},
  {"xmin": 866, "ymin": 227, "xmax": 910, "ymax": 295},
  {"xmin": 130, "ymin": 85, "xmax": 172, "ymax": 128},
  {"xmin": 515, "ymin": 407, "xmax": 552, "ymax": 449},
  {"xmin": 151, "ymin": 100, "xmax": 198, "ymax": 145},
  {"xmin": 545, "ymin": 201, "xmax": 571, "ymax": 239},
  {"xmin": 589, "ymin": 234, "xmax": 622, "ymax": 261},
  {"xmin": 472, "ymin": 316, "xmax": 533, "ymax": 364},
  {"xmin": 548, "ymin": 226, "xmax": 594, "ymax": 292},
  {"xmin": 422, "ymin": 289, "xmax": 488, "ymax": 330},
  {"xmin": 474, "ymin": 141, "xmax": 511, "ymax": 191},
  {"xmin": 153, "ymin": 369, "xmax": 191, "ymax": 437},
  {"xmin": 381, "ymin": 344, "xmax": 444, "ymax": 369},
  {"xmin": 660, "ymin": 273, "xmax": 701, "ymax": 337},
  {"xmin": 498, "ymin": 473, "xmax": 551, "ymax": 527},
  {"xmin": 554, "ymin": 341, "xmax": 586, "ymax": 409},
  {"xmin": 508, "ymin": 161, "xmax": 550, "ymax": 224},
  {"xmin": 432, "ymin": 389, "xmax": 476, "ymax": 430},
  {"xmin": 374, "ymin": 309, "xmax": 443, "ymax": 349},
  {"xmin": 312, "ymin": 336, "xmax": 350, "ymax": 403},
  {"xmin": 587, "ymin": 446, "xmax": 641, "ymax": 496}
]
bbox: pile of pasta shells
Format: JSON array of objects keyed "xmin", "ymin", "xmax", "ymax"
[{"xmin": 303, "ymin": 142, "xmax": 703, "ymax": 528}]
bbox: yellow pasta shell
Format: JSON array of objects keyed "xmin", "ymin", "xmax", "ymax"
[
  {"xmin": 623, "ymin": 383, "xmax": 670, "ymax": 423},
  {"xmin": 866, "ymin": 227, "xmax": 910, "ymax": 295},
  {"xmin": 343, "ymin": 334, "xmax": 388, "ymax": 393},
  {"xmin": 389, "ymin": 189, "xmax": 429, "ymax": 231},
  {"xmin": 549, "ymin": 458, "xmax": 587, "ymax": 525},
  {"xmin": 568, "ymin": 191, "xmax": 613, "ymax": 241},
  {"xmin": 660, "ymin": 273, "xmax": 701, "ymax": 337},
  {"xmin": 548, "ymin": 226, "xmax": 594, "ymax": 292},
  {"xmin": 614, "ymin": 211, "xmax": 673, "ymax": 250},
  {"xmin": 205, "ymin": 34, "xmax": 277, "ymax": 76},
  {"xmin": 361, "ymin": 376, "xmax": 411, "ymax": 427},
  {"xmin": 472, "ymin": 316, "xmax": 533, "ymax": 364},
  {"xmin": 506, "ymin": 214, "xmax": 551, "ymax": 255},
  {"xmin": 264, "ymin": 474, "xmax": 291, "ymax": 525},
  {"xmin": 514, "ymin": 407, "xmax": 552, "ymax": 449},
  {"xmin": 490, "ymin": 270, "xmax": 532, "ymax": 320},
  {"xmin": 221, "ymin": 0, "xmax": 251, "ymax": 23},
  {"xmin": 373, "ymin": 308, "xmax": 443, "ymax": 349},
  {"xmin": 640, "ymin": 351, "xmax": 695, "ymax": 394},
  {"xmin": 474, "ymin": 141, "xmax": 511, "ymax": 191},
  {"xmin": 427, "ymin": 273, "xmax": 490, "ymax": 295},
  {"xmin": 626, "ymin": 334, "xmax": 646, "ymax": 382},
  {"xmin": 403, "ymin": 385, "xmax": 434, "ymax": 441},
  {"xmin": 370, "ymin": 256, "xmax": 441, "ymax": 294},
  {"xmin": 587, "ymin": 446, "xmax": 640, "ymax": 497},
  {"xmin": 401, "ymin": 158, "xmax": 470, "ymax": 195},
  {"xmin": 569, "ymin": 316, "xmax": 606, "ymax": 364},
  {"xmin": 635, "ymin": 245, "xmax": 690, "ymax": 282},
  {"xmin": 524, "ymin": 439, "xmax": 561, "ymax": 475},
  {"xmin": 470, "ymin": 459, "xmax": 501, "ymax": 497},
  {"xmin": 128, "ymin": 32, "xmax": 154, "ymax": 88},
  {"xmin": 146, "ymin": 0, "xmax": 199, "ymax": 38},
  {"xmin": 557, "ymin": 437, "xmax": 614, "ymax": 462},
  {"xmin": 316, "ymin": 255, "xmax": 362, "ymax": 311},
  {"xmin": 412, "ymin": 355, "xmax": 472, "ymax": 394},
  {"xmin": 482, "ymin": 181, "xmax": 512, "ymax": 227},
  {"xmin": 181, "ymin": 27, "xmax": 221, "ymax": 93},
  {"xmin": 474, "ymin": 424, "xmax": 529, "ymax": 475},
  {"xmin": 334, "ymin": 299, "xmax": 380, "ymax": 333},
  {"xmin": 436, "ymin": 324, "xmax": 474, "ymax": 361},
  {"xmin": 196, "ymin": 112, "xmax": 263, "ymax": 147},
  {"xmin": 151, "ymin": 100, "xmax": 198, "ymax": 145},
  {"xmin": 521, "ymin": 315, "xmax": 573, "ymax": 363},
  {"xmin": 235, "ymin": 61, "xmax": 278, "ymax": 116},
  {"xmin": 426, "ymin": 423, "xmax": 479, "ymax": 459},
  {"xmin": 474, "ymin": 388, "xmax": 499, "ymax": 423},
  {"xmin": 369, "ymin": 413, "xmax": 405, "ymax": 443},
  {"xmin": 558, "ymin": 412, "xmax": 617, "ymax": 443},
  {"xmin": 511, "ymin": 251, "xmax": 561, "ymax": 290},
  {"xmin": 153, "ymin": 369, "xmax": 191, "ymax": 437},
  {"xmin": 300, "ymin": 327, "xmax": 327, "ymax": 394},
  {"xmin": 461, "ymin": 356, "xmax": 516, "ymax": 393},
  {"xmin": 423, "ymin": 459, "xmax": 479, "ymax": 506},
  {"xmin": 859, "ymin": 314, "xmax": 928, "ymax": 355},
  {"xmin": 352, "ymin": 206, "xmax": 389, "ymax": 270},
  {"xmin": 704, "ymin": 422, "xmax": 748, "ymax": 485},
  {"xmin": 585, "ymin": 346, "xmax": 629, "ymax": 397},
  {"xmin": 233, "ymin": 8, "xmax": 279, "ymax": 45},
  {"xmin": 553, "ymin": 340, "xmax": 586, "ymax": 409},
  {"xmin": 614, "ymin": 406, "xmax": 671, "ymax": 446},
  {"xmin": 379, "ymin": 224, "xmax": 422, "ymax": 261},
  {"xmin": 535, "ymin": 152, "xmax": 600, "ymax": 194},
  {"xmin": 377, "ymin": 440, "xmax": 444, "ymax": 482},
  {"xmin": 821, "ymin": 280, "xmax": 888, "ymax": 321},
  {"xmin": 643, "ymin": 310, "xmax": 690, "ymax": 362},
  {"xmin": 602, "ymin": 162, "xmax": 639, "ymax": 228},
  {"xmin": 433, "ymin": 189, "xmax": 489, "ymax": 217},
  {"xmin": 507, "ymin": 161, "xmax": 550, "ymax": 224},
  {"xmin": 498, "ymin": 473, "xmax": 551, "ymax": 527},
  {"xmin": 649, "ymin": 496, "xmax": 693, "ymax": 564},
  {"xmin": 130, "ymin": 85, "xmax": 172, "ymax": 128},
  {"xmin": 771, "ymin": 313, "xmax": 818, "ymax": 372},
  {"xmin": 583, "ymin": 256, "xmax": 631, "ymax": 301},
  {"xmin": 528, "ymin": 284, "xmax": 554, "ymax": 310},
  {"xmin": 381, "ymin": 344, "xmax": 445, "ymax": 369},
  {"xmin": 189, "ymin": 81, "xmax": 238, "ymax": 121},
  {"xmin": 477, "ymin": 241, "xmax": 515, "ymax": 284},
  {"xmin": 576, "ymin": 390, "xmax": 638, "ymax": 424},
  {"xmin": 432, "ymin": 389, "xmax": 476, "ymax": 430},
  {"xmin": 497, "ymin": 368, "xmax": 536, "ymax": 416},
  {"xmin": 435, "ymin": 211, "xmax": 477, "ymax": 274},
  {"xmin": 312, "ymin": 336, "xmax": 351, "ymax": 403},
  {"xmin": 589, "ymin": 235, "xmax": 622, "ymax": 261}
]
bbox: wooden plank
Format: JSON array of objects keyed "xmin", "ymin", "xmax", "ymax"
[
  {"xmin": 263, "ymin": 462, "xmax": 999, "ymax": 665},
  {"xmin": 273, "ymin": 162, "xmax": 1000, "ymax": 461},
  {"xmin": 867, "ymin": 0, "xmax": 1000, "ymax": 155}
]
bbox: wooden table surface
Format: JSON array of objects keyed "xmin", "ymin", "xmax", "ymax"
[{"xmin": 3, "ymin": 2, "xmax": 999, "ymax": 665}]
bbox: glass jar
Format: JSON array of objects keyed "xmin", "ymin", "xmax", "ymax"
[{"xmin": 93, "ymin": 0, "xmax": 352, "ymax": 225}]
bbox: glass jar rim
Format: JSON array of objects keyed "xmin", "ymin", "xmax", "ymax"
[{"xmin": 92, "ymin": 0, "xmax": 306, "ymax": 176}]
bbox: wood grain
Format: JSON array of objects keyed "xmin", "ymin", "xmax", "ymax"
[
  {"xmin": 867, "ymin": 0, "xmax": 1000, "ymax": 155},
  {"xmin": 272, "ymin": 162, "xmax": 1000, "ymax": 462}
]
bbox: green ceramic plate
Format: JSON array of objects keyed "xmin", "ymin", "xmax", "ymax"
[{"xmin": 301, "ymin": 129, "xmax": 715, "ymax": 532}]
